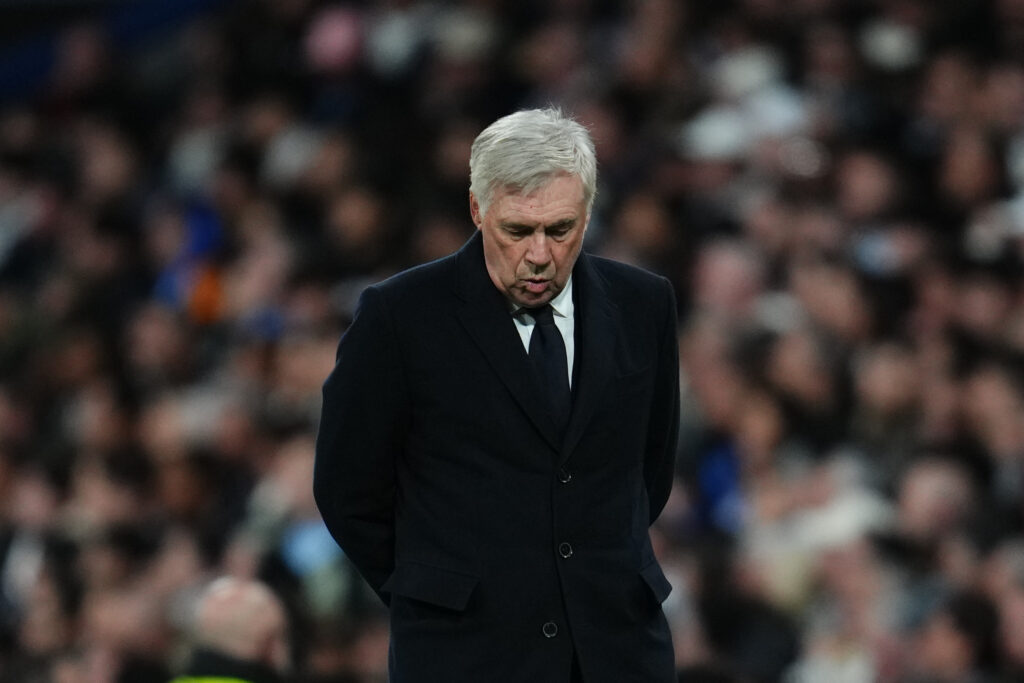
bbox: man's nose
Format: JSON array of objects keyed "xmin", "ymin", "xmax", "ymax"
[{"xmin": 524, "ymin": 233, "xmax": 552, "ymax": 267}]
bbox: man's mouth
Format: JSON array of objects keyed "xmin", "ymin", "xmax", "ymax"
[{"xmin": 523, "ymin": 278, "xmax": 550, "ymax": 294}]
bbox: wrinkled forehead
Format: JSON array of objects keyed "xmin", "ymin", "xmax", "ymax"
[{"xmin": 494, "ymin": 172, "xmax": 584, "ymax": 203}]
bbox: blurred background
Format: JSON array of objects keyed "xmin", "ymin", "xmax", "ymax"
[{"xmin": 1, "ymin": 0, "xmax": 1024, "ymax": 681}]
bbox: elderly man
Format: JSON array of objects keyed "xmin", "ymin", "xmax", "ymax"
[
  {"xmin": 170, "ymin": 577, "xmax": 290, "ymax": 683},
  {"xmin": 314, "ymin": 108, "xmax": 679, "ymax": 682}
]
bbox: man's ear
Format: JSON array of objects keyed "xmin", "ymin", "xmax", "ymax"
[{"xmin": 469, "ymin": 192, "xmax": 483, "ymax": 229}]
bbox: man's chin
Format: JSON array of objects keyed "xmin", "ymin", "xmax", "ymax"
[{"xmin": 511, "ymin": 288, "xmax": 555, "ymax": 308}]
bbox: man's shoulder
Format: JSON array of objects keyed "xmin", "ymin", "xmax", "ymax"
[
  {"xmin": 369, "ymin": 250, "xmax": 459, "ymax": 302},
  {"xmin": 583, "ymin": 255, "xmax": 676, "ymax": 336},
  {"xmin": 585, "ymin": 253, "xmax": 672, "ymax": 297}
]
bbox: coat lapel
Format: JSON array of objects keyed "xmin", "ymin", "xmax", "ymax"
[
  {"xmin": 560, "ymin": 251, "xmax": 617, "ymax": 463},
  {"xmin": 454, "ymin": 233, "xmax": 564, "ymax": 452}
]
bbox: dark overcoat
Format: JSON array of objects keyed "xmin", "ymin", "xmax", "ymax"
[{"xmin": 314, "ymin": 231, "xmax": 680, "ymax": 682}]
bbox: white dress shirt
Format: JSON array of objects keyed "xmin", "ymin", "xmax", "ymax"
[{"xmin": 511, "ymin": 276, "xmax": 575, "ymax": 387}]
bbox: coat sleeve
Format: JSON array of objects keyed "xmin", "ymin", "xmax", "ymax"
[
  {"xmin": 314, "ymin": 285, "xmax": 410, "ymax": 603},
  {"xmin": 644, "ymin": 277, "xmax": 680, "ymax": 524}
]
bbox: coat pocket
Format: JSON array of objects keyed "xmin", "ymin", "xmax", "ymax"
[
  {"xmin": 382, "ymin": 561, "xmax": 480, "ymax": 612},
  {"xmin": 639, "ymin": 560, "xmax": 672, "ymax": 604},
  {"xmin": 615, "ymin": 365, "xmax": 651, "ymax": 390}
]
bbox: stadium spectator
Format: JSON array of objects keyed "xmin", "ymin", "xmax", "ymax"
[{"xmin": 169, "ymin": 576, "xmax": 290, "ymax": 683}]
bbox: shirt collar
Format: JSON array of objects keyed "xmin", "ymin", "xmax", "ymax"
[{"xmin": 510, "ymin": 275, "xmax": 574, "ymax": 318}]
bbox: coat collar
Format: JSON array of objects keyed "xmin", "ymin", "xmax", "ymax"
[{"xmin": 454, "ymin": 231, "xmax": 618, "ymax": 460}]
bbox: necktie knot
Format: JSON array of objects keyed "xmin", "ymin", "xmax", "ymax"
[{"xmin": 528, "ymin": 304, "xmax": 556, "ymax": 326}]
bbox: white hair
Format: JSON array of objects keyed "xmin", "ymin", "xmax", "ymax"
[{"xmin": 469, "ymin": 108, "xmax": 597, "ymax": 217}]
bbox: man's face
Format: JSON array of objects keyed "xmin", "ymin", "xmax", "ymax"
[{"xmin": 471, "ymin": 174, "xmax": 588, "ymax": 308}]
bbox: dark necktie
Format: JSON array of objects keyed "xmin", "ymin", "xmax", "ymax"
[{"xmin": 528, "ymin": 305, "xmax": 571, "ymax": 434}]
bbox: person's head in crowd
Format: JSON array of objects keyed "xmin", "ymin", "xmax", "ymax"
[
  {"xmin": 124, "ymin": 303, "xmax": 194, "ymax": 390},
  {"xmin": 178, "ymin": 576, "xmax": 290, "ymax": 681},
  {"xmin": 268, "ymin": 329, "xmax": 338, "ymax": 424},
  {"xmin": 954, "ymin": 269, "xmax": 1015, "ymax": 341},
  {"xmin": 153, "ymin": 450, "xmax": 218, "ymax": 525},
  {"xmin": 802, "ymin": 21, "xmax": 858, "ymax": 90},
  {"xmin": 788, "ymin": 257, "xmax": 872, "ymax": 342},
  {"xmin": 833, "ymin": 149, "xmax": 902, "ymax": 224},
  {"xmin": 513, "ymin": 22, "xmax": 586, "ymax": 94},
  {"xmin": 73, "ymin": 119, "xmax": 137, "ymax": 208},
  {"xmin": 50, "ymin": 24, "xmax": 111, "ymax": 102},
  {"xmin": 897, "ymin": 457, "xmax": 976, "ymax": 544},
  {"xmin": 17, "ymin": 563, "xmax": 79, "ymax": 659},
  {"xmin": 961, "ymin": 361, "xmax": 1024, "ymax": 459},
  {"xmin": 78, "ymin": 524, "xmax": 160, "ymax": 593},
  {"xmin": 917, "ymin": 51, "xmax": 979, "ymax": 127},
  {"xmin": 297, "ymin": 131, "xmax": 358, "ymax": 199},
  {"xmin": 788, "ymin": 205, "xmax": 846, "ymax": 263},
  {"xmin": 691, "ymin": 239, "xmax": 766, "ymax": 321},
  {"xmin": 79, "ymin": 586, "xmax": 168, "ymax": 660},
  {"xmin": 766, "ymin": 326, "xmax": 840, "ymax": 411},
  {"xmin": 679, "ymin": 314, "xmax": 748, "ymax": 433},
  {"xmin": 732, "ymin": 388, "xmax": 787, "ymax": 471},
  {"xmin": 994, "ymin": 563, "xmax": 1024, "ymax": 676},
  {"xmin": 431, "ymin": 119, "xmax": 480, "ymax": 193},
  {"xmin": 6, "ymin": 462, "xmax": 63, "ymax": 534},
  {"xmin": 982, "ymin": 539, "xmax": 1024, "ymax": 601},
  {"xmin": 64, "ymin": 378, "xmax": 132, "ymax": 454},
  {"xmin": 976, "ymin": 62, "xmax": 1024, "ymax": 133},
  {"xmin": 939, "ymin": 125, "xmax": 1008, "ymax": 210},
  {"xmin": 914, "ymin": 590, "xmax": 1001, "ymax": 681},
  {"xmin": 980, "ymin": 540, "xmax": 1024, "ymax": 677},
  {"xmin": 614, "ymin": 0, "xmax": 684, "ymax": 91},
  {"xmin": 999, "ymin": 581, "xmax": 1024, "ymax": 675},
  {"xmin": 852, "ymin": 341, "xmax": 920, "ymax": 421},
  {"xmin": 65, "ymin": 449, "xmax": 156, "ymax": 532},
  {"xmin": 325, "ymin": 185, "xmax": 390, "ymax": 274}
]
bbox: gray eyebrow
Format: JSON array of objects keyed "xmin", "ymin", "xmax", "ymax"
[{"xmin": 499, "ymin": 218, "xmax": 577, "ymax": 232}]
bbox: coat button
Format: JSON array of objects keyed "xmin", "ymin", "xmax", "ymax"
[
  {"xmin": 542, "ymin": 621, "xmax": 558, "ymax": 638},
  {"xmin": 557, "ymin": 468, "xmax": 572, "ymax": 483},
  {"xmin": 558, "ymin": 542, "xmax": 573, "ymax": 558}
]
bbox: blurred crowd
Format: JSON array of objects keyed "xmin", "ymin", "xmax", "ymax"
[{"xmin": 2, "ymin": 0, "xmax": 1024, "ymax": 681}]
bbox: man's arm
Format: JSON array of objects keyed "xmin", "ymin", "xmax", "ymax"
[
  {"xmin": 314, "ymin": 285, "xmax": 410, "ymax": 603},
  {"xmin": 644, "ymin": 278, "xmax": 680, "ymax": 524}
]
